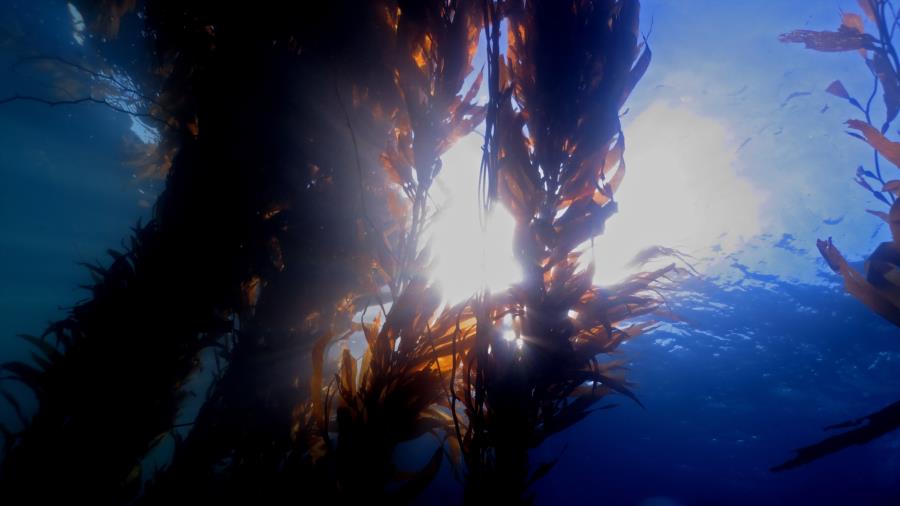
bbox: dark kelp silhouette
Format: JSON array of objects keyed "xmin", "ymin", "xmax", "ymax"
[
  {"xmin": 451, "ymin": 1, "xmax": 674, "ymax": 503},
  {"xmin": 2, "ymin": 2, "xmax": 407, "ymax": 502},
  {"xmin": 775, "ymin": 0, "xmax": 900, "ymax": 472},
  {"xmin": 771, "ymin": 401, "xmax": 900, "ymax": 472},
  {"xmin": 0, "ymin": 0, "xmax": 667, "ymax": 504}
]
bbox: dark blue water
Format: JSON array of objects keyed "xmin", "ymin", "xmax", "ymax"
[
  {"xmin": 2, "ymin": 1, "xmax": 900, "ymax": 505},
  {"xmin": 529, "ymin": 277, "xmax": 900, "ymax": 506}
]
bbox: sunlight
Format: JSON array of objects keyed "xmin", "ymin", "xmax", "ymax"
[
  {"xmin": 427, "ymin": 101, "xmax": 764, "ymax": 301},
  {"xmin": 588, "ymin": 100, "xmax": 764, "ymax": 284},
  {"xmin": 427, "ymin": 133, "xmax": 521, "ymax": 305}
]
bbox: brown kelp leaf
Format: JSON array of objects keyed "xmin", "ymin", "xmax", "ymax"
[
  {"xmin": 817, "ymin": 237, "xmax": 900, "ymax": 326},
  {"xmin": 846, "ymin": 119, "xmax": 900, "ymax": 167},
  {"xmin": 825, "ymin": 80, "xmax": 851, "ymax": 100},
  {"xmin": 884, "ymin": 180, "xmax": 900, "ymax": 196},
  {"xmin": 867, "ymin": 207, "xmax": 900, "ymax": 250},
  {"xmin": 240, "ymin": 275, "xmax": 261, "ymax": 309},
  {"xmin": 842, "ymin": 12, "xmax": 865, "ymax": 34},
  {"xmin": 817, "ymin": 238, "xmax": 844, "ymax": 273},
  {"xmin": 385, "ymin": 190, "xmax": 407, "ymax": 222},
  {"xmin": 339, "ymin": 348, "xmax": 358, "ymax": 401},
  {"xmin": 865, "ymin": 241, "xmax": 900, "ymax": 294},
  {"xmin": 779, "ymin": 27, "xmax": 876, "ymax": 52},
  {"xmin": 889, "ymin": 199, "xmax": 900, "ymax": 242},
  {"xmin": 867, "ymin": 51, "xmax": 900, "ymax": 127},
  {"xmin": 498, "ymin": 166, "xmax": 537, "ymax": 221},
  {"xmin": 595, "ymin": 372, "xmax": 644, "ymax": 408},
  {"xmin": 858, "ymin": 0, "xmax": 877, "ymax": 23}
]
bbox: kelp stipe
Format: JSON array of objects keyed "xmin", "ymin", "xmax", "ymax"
[
  {"xmin": 774, "ymin": 0, "xmax": 900, "ymax": 471},
  {"xmin": 449, "ymin": 0, "xmax": 673, "ymax": 503}
]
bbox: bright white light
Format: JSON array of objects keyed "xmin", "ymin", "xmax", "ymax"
[
  {"xmin": 427, "ymin": 101, "xmax": 762, "ymax": 299},
  {"xmin": 588, "ymin": 100, "xmax": 764, "ymax": 284},
  {"xmin": 428, "ymin": 133, "xmax": 521, "ymax": 304}
]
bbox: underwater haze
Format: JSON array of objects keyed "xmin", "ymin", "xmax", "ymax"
[{"xmin": 2, "ymin": 0, "xmax": 900, "ymax": 505}]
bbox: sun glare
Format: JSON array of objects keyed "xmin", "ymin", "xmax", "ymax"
[
  {"xmin": 588, "ymin": 101, "xmax": 764, "ymax": 285},
  {"xmin": 427, "ymin": 101, "xmax": 763, "ymax": 302},
  {"xmin": 428, "ymin": 134, "xmax": 520, "ymax": 304}
]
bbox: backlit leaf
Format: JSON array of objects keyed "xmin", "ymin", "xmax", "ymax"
[
  {"xmin": 868, "ymin": 51, "xmax": 900, "ymax": 129},
  {"xmin": 846, "ymin": 119, "xmax": 900, "ymax": 168},
  {"xmin": 825, "ymin": 80, "xmax": 851, "ymax": 100},
  {"xmin": 779, "ymin": 27, "xmax": 876, "ymax": 52},
  {"xmin": 883, "ymin": 180, "xmax": 900, "ymax": 195}
]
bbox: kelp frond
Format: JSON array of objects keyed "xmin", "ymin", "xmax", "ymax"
[
  {"xmin": 303, "ymin": 279, "xmax": 474, "ymax": 501},
  {"xmin": 450, "ymin": 1, "xmax": 666, "ymax": 502},
  {"xmin": 775, "ymin": 0, "xmax": 900, "ymax": 472}
]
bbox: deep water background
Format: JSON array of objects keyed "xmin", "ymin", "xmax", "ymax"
[
  {"xmin": 2, "ymin": 1, "xmax": 900, "ymax": 505},
  {"xmin": 528, "ymin": 278, "xmax": 900, "ymax": 506}
]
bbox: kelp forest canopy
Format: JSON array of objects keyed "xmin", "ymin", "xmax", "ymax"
[{"xmin": 0, "ymin": 0, "xmax": 676, "ymax": 504}]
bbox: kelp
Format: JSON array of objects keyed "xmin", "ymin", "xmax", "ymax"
[
  {"xmin": 771, "ymin": 400, "xmax": 900, "ymax": 472},
  {"xmin": 0, "ymin": 221, "xmax": 231, "ymax": 503},
  {"xmin": 300, "ymin": 279, "xmax": 471, "ymax": 502},
  {"xmin": 2, "ymin": 1, "xmax": 403, "ymax": 502},
  {"xmin": 287, "ymin": 1, "xmax": 491, "ymax": 501},
  {"xmin": 448, "ymin": 1, "xmax": 672, "ymax": 503},
  {"xmin": 139, "ymin": 2, "xmax": 450, "ymax": 502},
  {"xmin": 0, "ymin": 0, "xmax": 664, "ymax": 504},
  {"xmin": 774, "ymin": 0, "xmax": 900, "ymax": 472}
]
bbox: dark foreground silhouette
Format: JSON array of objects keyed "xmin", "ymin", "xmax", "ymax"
[{"xmin": 771, "ymin": 400, "xmax": 900, "ymax": 472}]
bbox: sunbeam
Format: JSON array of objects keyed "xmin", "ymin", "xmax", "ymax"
[{"xmin": 428, "ymin": 133, "xmax": 520, "ymax": 304}]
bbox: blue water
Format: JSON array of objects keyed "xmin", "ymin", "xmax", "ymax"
[
  {"xmin": 2, "ymin": 1, "xmax": 900, "ymax": 505},
  {"xmin": 529, "ymin": 278, "xmax": 900, "ymax": 506}
]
